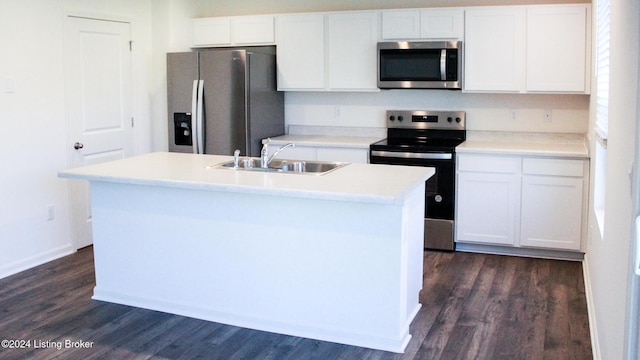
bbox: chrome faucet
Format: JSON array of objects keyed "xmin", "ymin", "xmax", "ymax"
[
  {"xmin": 233, "ymin": 149, "xmax": 241, "ymax": 168},
  {"xmin": 261, "ymin": 138, "xmax": 295, "ymax": 168}
]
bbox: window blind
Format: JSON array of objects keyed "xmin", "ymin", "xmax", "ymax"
[{"xmin": 595, "ymin": 0, "xmax": 610, "ymax": 144}]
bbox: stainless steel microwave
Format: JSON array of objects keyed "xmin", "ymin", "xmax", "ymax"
[{"xmin": 377, "ymin": 41, "xmax": 462, "ymax": 90}]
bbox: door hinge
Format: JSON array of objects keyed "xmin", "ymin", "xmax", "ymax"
[
  {"xmin": 129, "ymin": 40, "xmax": 133, "ymax": 51},
  {"xmin": 131, "ymin": 117, "xmax": 135, "ymax": 127}
]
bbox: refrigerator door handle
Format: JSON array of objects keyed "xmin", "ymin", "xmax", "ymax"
[
  {"xmin": 191, "ymin": 80, "xmax": 199, "ymax": 154},
  {"xmin": 196, "ymin": 80, "xmax": 204, "ymax": 154}
]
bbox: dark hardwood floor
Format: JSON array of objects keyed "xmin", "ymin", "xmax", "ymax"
[{"xmin": 0, "ymin": 247, "xmax": 592, "ymax": 360}]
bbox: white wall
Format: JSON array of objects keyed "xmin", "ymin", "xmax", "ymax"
[
  {"xmin": 585, "ymin": 0, "xmax": 639, "ymax": 359},
  {"xmin": 150, "ymin": 0, "xmax": 203, "ymax": 152},
  {"xmin": 0, "ymin": 0, "xmax": 154, "ymax": 279}
]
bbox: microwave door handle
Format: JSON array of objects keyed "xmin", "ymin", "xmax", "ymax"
[{"xmin": 440, "ymin": 49, "xmax": 447, "ymax": 81}]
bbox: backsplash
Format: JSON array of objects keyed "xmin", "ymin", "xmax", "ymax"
[{"xmin": 284, "ymin": 91, "xmax": 590, "ymax": 134}]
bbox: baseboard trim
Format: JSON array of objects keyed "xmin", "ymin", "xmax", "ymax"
[
  {"xmin": 582, "ymin": 254, "xmax": 601, "ymax": 360},
  {"xmin": 455, "ymin": 242, "xmax": 584, "ymax": 261},
  {"xmin": 0, "ymin": 244, "xmax": 75, "ymax": 280}
]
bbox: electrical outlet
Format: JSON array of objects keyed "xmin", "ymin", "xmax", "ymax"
[
  {"xmin": 543, "ymin": 109, "xmax": 552, "ymax": 123},
  {"xmin": 510, "ymin": 109, "xmax": 517, "ymax": 120},
  {"xmin": 334, "ymin": 106, "xmax": 341, "ymax": 119},
  {"xmin": 47, "ymin": 205, "xmax": 55, "ymax": 221}
]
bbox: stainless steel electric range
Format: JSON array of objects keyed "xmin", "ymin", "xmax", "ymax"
[{"xmin": 370, "ymin": 110, "xmax": 466, "ymax": 251}]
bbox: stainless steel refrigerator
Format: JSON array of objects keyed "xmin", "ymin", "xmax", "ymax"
[{"xmin": 167, "ymin": 47, "xmax": 284, "ymax": 156}]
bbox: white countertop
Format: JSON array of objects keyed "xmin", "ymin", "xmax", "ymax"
[
  {"xmin": 58, "ymin": 152, "xmax": 433, "ymax": 205},
  {"xmin": 456, "ymin": 132, "xmax": 589, "ymax": 158},
  {"xmin": 266, "ymin": 134, "xmax": 383, "ymax": 149}
]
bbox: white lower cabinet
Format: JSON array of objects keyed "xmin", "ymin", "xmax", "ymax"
[
  {"xmin": 267, "ymin": 145, "xmax": 369, "ymax": 164},
  {"xmin": 520, "ymin": 175, "xmax": 583, "ymax": 250},
  {"xmin": 456, "ymin": 171, "xmax": 520, "ymax": 246},
  {"xmin": 456, "ymin": 155, "xmax": 521, "ymax": 246},
  {"xmin": 519, "ymin": 158, "xmax": 586, "ymax": 250},
  {"xmin": 316, "ymin": 147, "xmax": 368, "ymax": 163},
  {"xmin": 456, "ymin": 154, "xmax": 587, "ymax": 252}
]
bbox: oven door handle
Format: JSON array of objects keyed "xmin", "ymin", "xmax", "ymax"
[{"xmin": 371, "ymin": 150, "xmax": 452, "ymax": 160}]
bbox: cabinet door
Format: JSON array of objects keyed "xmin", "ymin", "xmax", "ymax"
[
  {"xmin": 316, "ymin": 147, "xmax": 368, "ymax": 163},
  {"xmin": 328, "ymin": 12, "xmax": 378, "ymax": 90},
  {"xmin": 464, "ymin": 7, "xmax": 526, "ymax": 92},
  {"xmin": 420, "ymin": 9, "xmax": 464, "ymax": 39},
  {"xmin": 381, "ymin": 10, "xmax": 421, "ymax": 39},
  {"xmin": 276, "ymin": 14, "xmax": 325, "ymax": 90},
  {"xmin": 526, "ymin": 5, "xmax": 589, "ymax": 93},
  {"xmin": 520, "ymin": 176, "xmax": 583, "ymax": 250},
  {"xmin": 233, "ymin": 15, "xmax": 275, "ymax": 45},
  {"xmin": 193, "ymin": 18, "xmax": 231, "ymax": 47},
  {"xmin": 456, "ymin": 171, "xmax": 521, "ymax": 246}
]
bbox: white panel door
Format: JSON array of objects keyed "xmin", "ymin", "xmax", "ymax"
[
  {"xmin": 275, "ymin": 14, "xmax": 325, "ymax": 90},
  {"xmin": 526, "ymin": 5, "xmax": 589, "ymax": 92},
  {"xmin": 65, "ymin": 16, "xmax": 133, "ymax": 249},
  {"xmin": 520, "ymin": 176, "xmax": 584, "ymax": 250},
  {"xmin": 420, "ymin": 9, "xmax": 464, "ymax": 39},
  {"xmin": 327, "ymin": 12, "xmax": 378, "ymax": 90},
  {"xmin": 464, "ymin": 7, "xmax": 526, "ymax": 92},
  {"xmin": 456, "ymin": 171, "xmax": 521, "ymax": 246},
  {"xmin": 381, "ymin": 10, "xmax": 421, "ymax": 39}
]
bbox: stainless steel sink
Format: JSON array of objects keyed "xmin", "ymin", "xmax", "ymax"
[{"xmin": 210, "ymin": 158, "xmax": 349, "ymax": 175}]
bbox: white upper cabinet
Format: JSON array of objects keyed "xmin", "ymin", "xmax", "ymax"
[
  {"xmin": 192, "ymin": 15, "xmax": 274, "ymax": 47},
  {"xmin": 381, "ymin": 10, "xmax": 421, "ymax": 39},
  {"xmin": 275, "ymin": 13, "xmax": 325, "ymax": 90},
  {"xmin": 193, "ymin": 17, "xmax": 232, "ymax": 46},
  {"xmin": 276, "ymin": 11, "xmax": 378, "ymax": 91},
  {"xmin": 232, "ymin": 15, "xmax": 275, "ymax": 45},
  {"xmin": 327, "ymin": 12, "xmax": 378, "ymax": 90},
  {"xmin": 192, "ymin": 4, "xmax": 591, "ymax": 94},
  {"xmin": 381, "ymin": 9, "xmax": 464, "ymax": 40},
  {"xmin": 464, "ymin": 4, "xmax": 591, "ymax": 93},
  {"xmin": 464, "ymin": 7, "xmax": 526, "ymax": 92},
  {"xmin": 526, "ymin": 5, "xmax": 590, "ymax": 93},
  {"xmin": 420, "ymin": 9, "xmax": 464, "ymax": 39}
]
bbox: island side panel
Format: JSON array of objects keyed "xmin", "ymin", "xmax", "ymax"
[{"xmin": 89, "ymin": 180, "xmax": 424, "ymax": 353}]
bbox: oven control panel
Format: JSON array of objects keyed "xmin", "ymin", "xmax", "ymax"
[{"xmin": 386, "ymin": 110, "xmax": 465, "ymax": 130}]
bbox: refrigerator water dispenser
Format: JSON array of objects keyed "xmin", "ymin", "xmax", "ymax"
[{"xmin": 173, "ymin": 113, "xmax": 192, "ymax": 146}]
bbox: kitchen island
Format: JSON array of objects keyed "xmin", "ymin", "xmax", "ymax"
[{"xmin": 58, "ymin": 152, "xmax": 434, "ymax": 353}]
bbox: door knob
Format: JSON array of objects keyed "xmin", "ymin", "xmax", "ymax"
[{"xmin": 74, "ymin": 142, "xmax": 84, "ymax": 150}]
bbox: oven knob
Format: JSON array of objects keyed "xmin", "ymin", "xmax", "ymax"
[
  {"xmin": 435, "ymin": 194, "xmax": 443, "ymax": 203},
  {"xmin": 389, "ymin": 115, "xmax": 395, "ymax": 121},
  {"xmin": 456, "ymin": 117, "xmax": 462, "ymax": 123},
  {"xmin": 447, "ymin": 117, "xmax": 453, "ymax": 123},
  {"xmin": 398, "ymin": 116, "xmax": 404, "ymax": 122}
]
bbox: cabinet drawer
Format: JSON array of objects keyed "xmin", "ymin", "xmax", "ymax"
[
  {"xmin": 522, "ymin": 158, "xmax": 584, "ymax": 177},
  {"xmin": 457, "ymin": 155, "xmax": 520, "ymax": 174}
]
